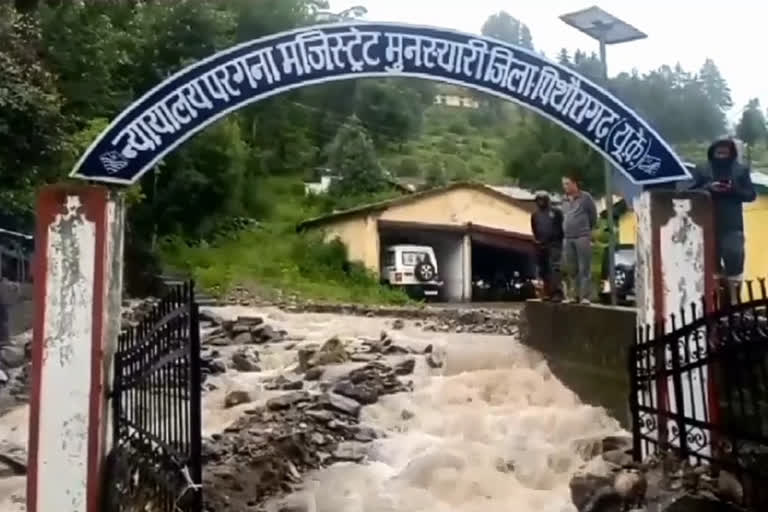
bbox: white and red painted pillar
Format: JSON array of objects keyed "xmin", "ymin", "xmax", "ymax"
[
  {"xmin": 633, "ymin": 189, "xmax": 718, "ymax": 458},
  {"xmin": 27, "ymin": 185, "xmax": 125, "ymax": 512}
]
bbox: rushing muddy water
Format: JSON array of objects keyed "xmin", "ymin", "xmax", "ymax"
[
  {"xmin": 0, "ymin": 307, "xmax": 625, "ymax": 512},
  {"xmin": 202, "ymin": 307, "xmax": 625, "ymax": 512}
]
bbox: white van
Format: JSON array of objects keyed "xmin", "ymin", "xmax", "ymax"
[{"xmin": 381, "ymin": 244, "xmax": 443, "ymax": 299}]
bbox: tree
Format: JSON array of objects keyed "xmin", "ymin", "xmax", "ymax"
[
  {"xmin": 0, "ymin": 4, "xmax": 66, "ymax": 216},
  {"xmin": 503, "ymin": 117, "xmax": 603, "ymax": 193},
  {"xmin": 736, "ymin": 98, "xmax": 768, "ymax": 149},
  {"xmin": 699, "ymin": 58, "xmax": 733, "ymax": 112},
  {"xmin": 326, "ymin": 116, "xmax": 386, "ymax": 196},
  {"xmin": 354, "ymin": 80, "xmax": 424, "ymax": 148},
  {"xmin": 557, "ymin": 48, "xmax": 570, "ymax": 66},
  {"xmin": 425, "ymin": 158, "xmax": 447, "ymax": 187},
  {"xmin": 481, "ymin": 11, "xmax": 534, "ymax": 49}
]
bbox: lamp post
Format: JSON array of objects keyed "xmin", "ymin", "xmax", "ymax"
[{"xmin": 560, "ymin": 6, "xmax": 647, "ymax": 306}]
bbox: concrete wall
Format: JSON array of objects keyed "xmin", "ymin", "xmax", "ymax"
[
  {"xmin": 380, "ymin": 187, "xmax": 532, "ymax": 234},
  {"xmin": 321, "ymin": 215, "xmax": 380, "ymax": 272},
  {"xmin": 520, "ymin": 300, "xmax": 637, "ymax": 428}
]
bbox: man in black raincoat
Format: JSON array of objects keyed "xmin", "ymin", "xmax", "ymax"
[{"xmin": 691, "ymin": 138, "xmax": 756, "ymax": 300}]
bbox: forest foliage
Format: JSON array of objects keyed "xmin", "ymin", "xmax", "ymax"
[{"xmin": 1, "ymin": 0, "xmax": 761, "ymax": 301}]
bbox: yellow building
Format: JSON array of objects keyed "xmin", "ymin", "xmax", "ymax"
[
  {"xmin": 297, "ymin": 183, "xmax": 539, "ymax": 301},
  {"xmin": 617, "ymin": 173, "xmax": 768, "ymax": 283}
]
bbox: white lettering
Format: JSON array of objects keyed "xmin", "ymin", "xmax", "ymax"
[{"xmin": 112, "ymin": 121, "xmax": 158, "ymax": 159}]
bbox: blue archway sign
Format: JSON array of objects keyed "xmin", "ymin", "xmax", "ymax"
[{"xmin": 71, "ymin": 22, "xmax": 691, "ymax": 186}]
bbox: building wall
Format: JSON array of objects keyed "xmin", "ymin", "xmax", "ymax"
[
  {"xmin": 434, "ymin": 94, "xmax": 479, "ymax": 109},
  {"xmin": 379, "ymin": 187, "xmax": 532, "ymax": 234},
  {"xmin": 320, "ymin": 215, "xmax": 380, "ymax": 272},
  {"xmin": 618, "ymin": 195, "xmax": 768, "ymax": 282}
]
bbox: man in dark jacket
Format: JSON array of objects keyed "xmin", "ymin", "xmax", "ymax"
[
  {"xmin": 691, "ymin": 138, "xmax": 756, "ymax": 299},
  {"xmin": 531, "ymin": 191, "xmax": 564, "ymax": 301}
]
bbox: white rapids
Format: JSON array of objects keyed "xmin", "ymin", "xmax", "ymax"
[
  {"xmin": 204, "ymin": 307, "xmax": 626, "ymax": 512},
  {"xmin": 0, "ymin": 306, "xmax": 625, "ymax": 512}
]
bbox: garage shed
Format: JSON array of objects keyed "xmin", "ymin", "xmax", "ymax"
[{"xmin": 297, "ymin": 183, "xmax": 540, "ymax": 302}]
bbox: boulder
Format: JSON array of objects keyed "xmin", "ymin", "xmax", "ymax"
[
  {"xmin": 224, "ymin": 390, "xmax": 252, "ymax": 408},
  {"xmin": 231, "ymin": 349, "xmax": 261, "ymax": 372},
  {"xmin": 333, "ymin": 380, "xmax": 378, "ymax": 405},
  {"xmin": 392, "ymin": 319, "xmax": 405, "ymax": 330},
  {"xmin": 325, "ymin": 392, "xmax": 361, "ymax": 417},
  {"xmin": 570, "ymin": 473, "xmax": 614, "ymax": 511},
  {"xmin": 266, "ymin": 391, "xmax": 310, "ymax": 410},
  {"xmin": 199, "ymin": 309, "xmax": 225, "ymax": 326},
  {"xmin": 426, "ymin": 353, "xmax": 443, "ymax": 369},
  {"xmin": 237, "ymin": 315, "xmax": 264, "ymax": 327},
  {"xmin": 0, "ymin": 346, "xmax": 26, "ymax": 369},
  {"xmin": 394, "ymin": 358, "xmax": 416, "ymax": 376},
  {"xmin": 251, "ymin": 324, "xmax": 283, "ymax": 344},
  {"xmin": 232, "ymin": 332, "xmax": 252, "ymax": 345},
  {"xmin": 602, "ymin": 449, "xmax": 634, "ymax": 468},
  {"xmin": 308, "ymin": 337, "xmax": 349, "ymax": 367},
  {"xmin": 297, "ymin": 344, "xmax": 320, "ymax": 372},
  {"xmin": 304, "ymin": 367, "xmax": 324, "ymax": 381}
]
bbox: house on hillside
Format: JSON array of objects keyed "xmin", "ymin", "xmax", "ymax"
[
  {"xmin": 304, "ymin": 168, "xmax": 412, "ymax": 196},
  {"xmin": 616, "ymin": 172, "xmax": 768, "ymax": 283},
  {"xmin": 297, "ymin": 183, "xmax": 540, "ymax": 302},
  {"xmin": 433, "ymin": 84, "xmax": 479, "ymax": 109}
]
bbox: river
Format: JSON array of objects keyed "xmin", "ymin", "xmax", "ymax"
[
  {"xmin": 202, "ymin": 307, "xmax": 626, "ymax": 512},
  {"xmin": 0, "ymin": 306, "xmax": 626, "ymax": 512}
]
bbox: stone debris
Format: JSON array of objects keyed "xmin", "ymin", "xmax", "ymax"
[
  {"xmin": 203, "ymin": 315, "xmax": 286, "ymax": 347},
  {"xmin": 202, "ymin": 362, "xmax": 405, "ymax": 512},
  {"xmin": 568, "ymin": 444, "xmax": 754, "ymax": 512},
  {"xmin": 421, "ymin": 309, "xmax": 519, "ymax": 335},
  {"xmin": 0, "ymin": 331, "xmax": 32, "ymax": 412}
]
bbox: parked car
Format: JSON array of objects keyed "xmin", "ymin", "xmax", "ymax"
[
  {"xmin": 599, "ymin": 244, "xmax": 636, "ymax": 305},
  {"xmin": 381, "ymin": 244, "xmax": 443, "ymax": 300}
]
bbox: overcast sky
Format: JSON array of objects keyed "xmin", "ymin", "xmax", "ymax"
[{"xmin": 329, "ymin": 0, "xmax": 766, "ymax": 124}]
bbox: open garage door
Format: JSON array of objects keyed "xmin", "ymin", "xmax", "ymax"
[
  {"xmin": 378, "ymin": 221, "xmax": 468, "ymax": 302},
  {"xmin": 469, "ymin": 225, "xmax": 536, "ymax": 303}
]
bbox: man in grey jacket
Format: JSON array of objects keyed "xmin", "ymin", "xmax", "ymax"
[{"xmin": 561, "ymin": 173, "xmax": 598, "ymax": 304}]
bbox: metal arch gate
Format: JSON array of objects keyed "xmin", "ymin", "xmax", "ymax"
[{"xmin": 106, "ymin": 281, "xmax": 203, "ymax": 512}]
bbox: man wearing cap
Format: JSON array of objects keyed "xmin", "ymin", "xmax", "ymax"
[{"xmin": 530, "ymin": 191, "xmax": 564, "ymax": 301}]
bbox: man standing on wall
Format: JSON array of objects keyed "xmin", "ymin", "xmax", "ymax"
[
  {"xmin": 531, "ymin": 191, "xmax": 564, "ymax": 302},
  {"xmin": 691, "ymin": 137, "xmax": 756, "ymax": 301},
  {"xmin": 561, "ymin": 173, "xmax": 598, "ymax": 304}
]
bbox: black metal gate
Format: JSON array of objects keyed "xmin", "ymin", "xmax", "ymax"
[
  {"xmin": 629, "ymin": 281, "xmax": 768, "ymax": 509},
  {"xmin": 107, "ymin": 281, "xmax": 203, "ymax": 512}
]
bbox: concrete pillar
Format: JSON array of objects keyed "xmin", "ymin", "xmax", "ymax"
[
  {"xmin": 462, "ymin": 233, "xmax": 472, "ymax": 301},
  {"xmin": 27, "ymin": 185, "xmax": 125, "ymax": 512},
  {"xmin": 633, "ymin": 189, "xmax": 718, "ymax": 459}
]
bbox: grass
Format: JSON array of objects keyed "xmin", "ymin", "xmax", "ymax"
[{"xmin": 158, "ymin": 176, "xmax": 412, "ymax": 305}]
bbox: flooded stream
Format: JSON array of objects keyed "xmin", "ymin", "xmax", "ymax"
[
  {"xmin": 0, "ymin": 307, "xmax": 625, "ymax": 512},
  {"xmin": 203, "ymin": 307, "xmax": 625, "ymax": 512}
]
